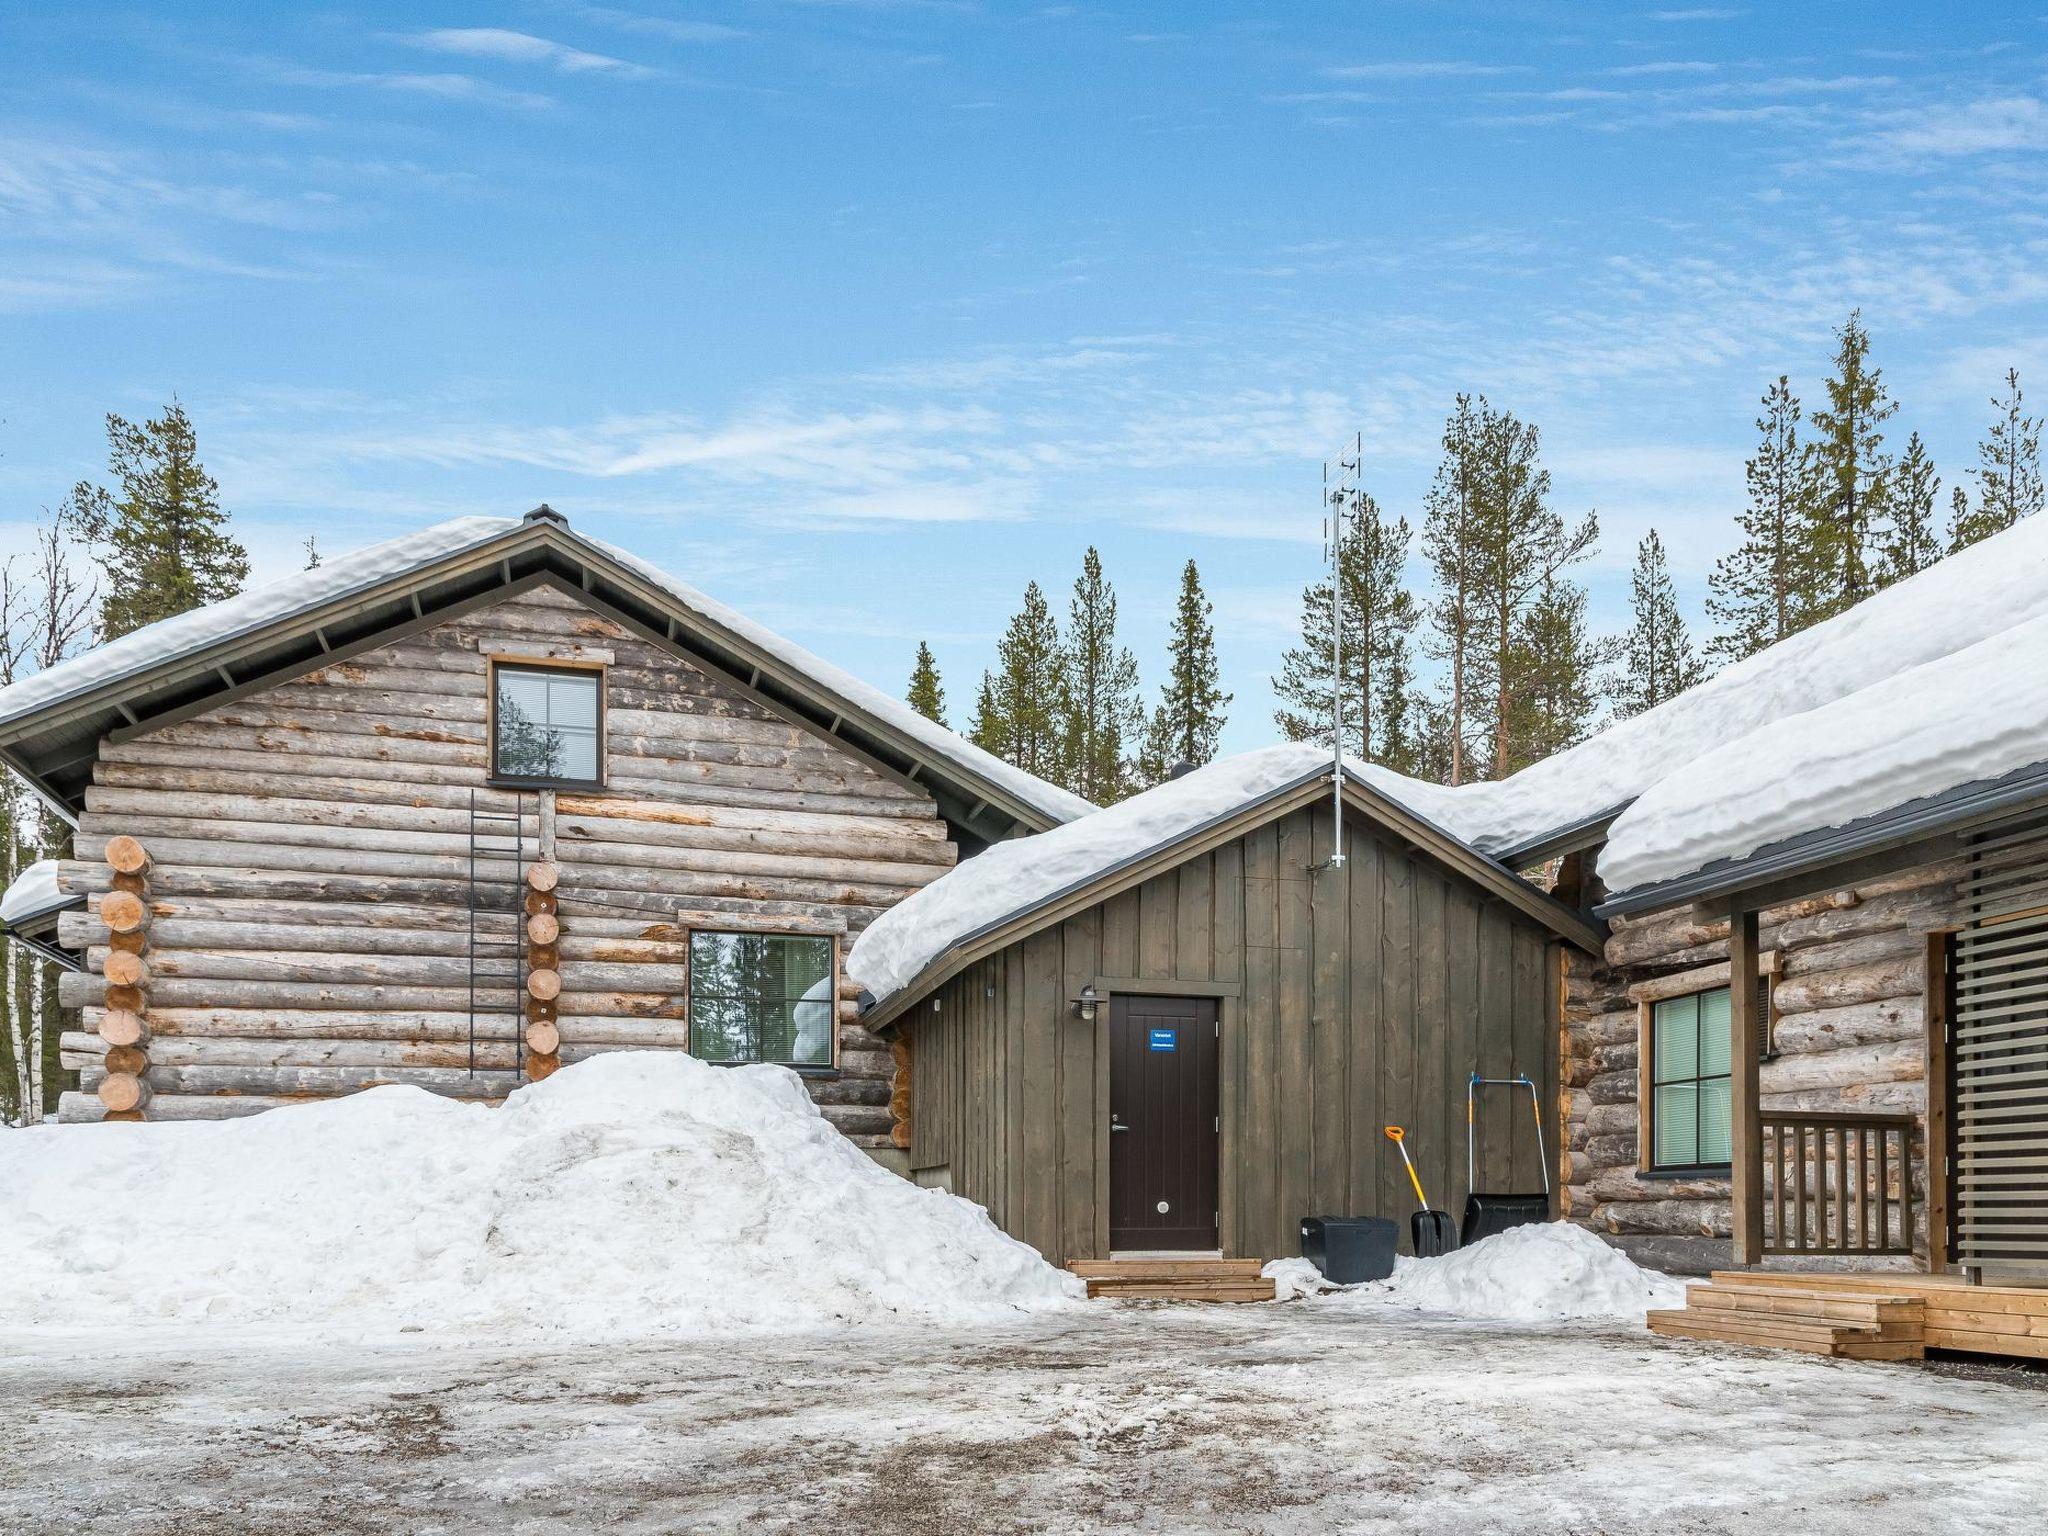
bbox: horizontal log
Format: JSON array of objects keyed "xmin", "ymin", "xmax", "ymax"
[
  {"xmin": 1627, "ymin": 952, "xmax": 1776, "ymax": 1005},
  {"xmin": 1582, "ymin": 1167, "xmax": 1730, "ymax": 1203},
  {"xmin": 1586, "ymin": 1068, "xmax": 1637, "ymax": 1106},
  {"xmin": 61, "ymin": 969, "xmax": 685, "ymax": 1015},
  {"xmin": 1759, "ymin": 1039, "xmax": 1921, "ymax": 1094},
  {"xmin": 58, "ymin": 1091, "xmax": 295, "ymax": 1123},
  {"xmin": 1770, "ymin": 997, "xmax": 1922, "ymax": 1054},
  {"xmin": 1773, "ymin": 955, "xmax": 1924, "ymax": 1015},
  {"xmin": 91, "ymin": 945, "xmax": 687, "ymax": 993},
  {"xmin": 1759, "ymin": 1080, "xmax": 1926, "ymax": 1115},
  {"xmin": 1781, "ymin": 925, "xmax": 1934, "ymax": 980},
  {"xmin": 106, "ymin": 1063, "xmax": 529, "ymax": 1097},
  {"xmin": 1590, "ymin": 1197, "xmax": 1730, "ymax": 1237},
  {"xmin": 100, "ymin": 1005, "xmax": 696, "ymax": 1046}
]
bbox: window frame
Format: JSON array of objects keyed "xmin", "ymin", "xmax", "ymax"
[
  {"xmin": 1637, "ymin": 984, "xmax": 1739, "ymax": 1177},
  {"xmin": 685, "ymin": 927, "xmax": 841, "ymax": 1074},
  {"xmin": 487, "ymin": 658, "xmax": 608, "ymax": 791}
]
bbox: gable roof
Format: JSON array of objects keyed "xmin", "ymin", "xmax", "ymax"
[
  {"xmin": 0, "ymin": 509, "xmax": 1092, "ymax": 842},
  {"xmin": 847, "ymin": 742, "xmax": 1607, "ymax": 1029}
]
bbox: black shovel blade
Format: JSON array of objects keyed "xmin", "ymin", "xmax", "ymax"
[
  {"xmin": 1460, "ymin": 1194, "xmax": 1549, "ymax": 1247},
  {"xmin": 1410, "ymin": 1208, "xmax": 1458, "ymax": 1258}
]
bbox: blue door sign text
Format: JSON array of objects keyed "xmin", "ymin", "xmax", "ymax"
[{"xmin": 1147, "ymin": 1028, "xmax": 1177, "ymax": 1051}]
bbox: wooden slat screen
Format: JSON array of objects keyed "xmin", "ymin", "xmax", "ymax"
[{"xmin": 1953, "ymin": 809, "xmax": 2048, "ymax": 1278}]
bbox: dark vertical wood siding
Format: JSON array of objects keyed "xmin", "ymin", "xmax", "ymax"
[{"xmin": 906, "ymin": 802, "xmax": 1561, "ymax": 1265}]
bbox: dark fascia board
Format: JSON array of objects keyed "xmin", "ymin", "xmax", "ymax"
[
  {"xmin": 2, "ymin": 898, "xmax": 85, "ymax": 972},
  {"xmin": 1492, "ymin": 803, "xmax": 1629, "ymax": 870},
  {"xmin": 861, "ymin": 765, "xmax": 1606, "ymax": 1033},
  {"xmin": 1596, "ymin": 760, "xmax": 2048, "ymax": 919},
  {"xmin": 0, "ymin": 519, "xmax": 1070, "ymax": 839}
]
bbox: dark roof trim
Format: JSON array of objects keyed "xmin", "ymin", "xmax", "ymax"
[
  {"xmin": 1, "ymin": 899, "xmax": 85, "ymax": 973},
  {"xmin": 862, "ymin": 765, "xmax": 1606, "ymax": 1032},
  {"xmin": 0, "ymin": 519, "xmax": 1072, "ymax": 842},
  {"xmin": 1492, "ymin": 802, "xmax": 1629, "ymax": 869},
  {"xmin": 1596, "ymin": 758, "xmax": 2048, "ymax": 918}
]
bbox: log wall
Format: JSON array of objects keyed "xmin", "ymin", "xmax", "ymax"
[
  {"xmin": 1561, "ymin": 856, "xmax": 1963, "ymax": 1270},
  {"xmin": 51, "ymin": 584, "xmax": 956, "ymax": 1143}
]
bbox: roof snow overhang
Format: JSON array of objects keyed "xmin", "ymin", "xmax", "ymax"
[
  {"xmin": 860, "ymin": 762, "xmax": 1608, "ymax": 1033},
  {"xmin": 1595, "ymin": 758, "xmax": 2048, "ymax": 919},
  {"xmin": 0, "ymin": 512, "xmax": 1074, "ymax": 847}
]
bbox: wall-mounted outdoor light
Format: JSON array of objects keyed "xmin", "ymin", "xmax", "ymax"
[{"xmin": 1070, "ymin": 983, "xmax": 1100, "ymax": 1023}]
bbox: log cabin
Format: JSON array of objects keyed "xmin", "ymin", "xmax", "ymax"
[
  {"xmin": 0, "ymin": 508, "xmax": 1089, "ymax": 1154},
  {"xmin": 6, "ymin": 501, "xmax": 2048, "ymax": 1348}
]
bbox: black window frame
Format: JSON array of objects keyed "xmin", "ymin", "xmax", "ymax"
[
  {"xmin": 686, "ymin": 929, "xmax": 839, "ymax": 1073},
  {"xmin": 488, "ymin": 660, "xmax": 607, "ymax": 791},
  {"xmin": 1646, "ymin": 985, "xmax": 1735, "ymax": 1176}
]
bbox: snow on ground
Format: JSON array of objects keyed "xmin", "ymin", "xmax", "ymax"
[
  {"xmin": 0, "ymin": 1052, "xmax": 1080, "ymax": 1336},
  {"xmin": 1602, "ymin": 609, "xmax": 2048, "ymax": 891},
  {"xmin": 5, "ymin": 1304, "xmax": 2044, "ymax": 1534},
  {"xmin": 1264, "ymin": 1222, "xmax": 1686, "ymax": 1321}
]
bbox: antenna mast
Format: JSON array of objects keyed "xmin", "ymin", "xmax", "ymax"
[{"xmin": 1322, "ymin": 431, "xmax": 1362, "ymax": 870}]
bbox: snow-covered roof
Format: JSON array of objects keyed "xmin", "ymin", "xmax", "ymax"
[
  {"xmin": 846, "ymin": 742, "xmax": 1595, "ymax": 1011},
  {"xmin": 0, "ymin": 512, "xmax": 1091, "ymax": 831},
  {"xmin": 0, "ymin": 860, "xmax": 71, "ymax": 928},
  {"xmin": 1444, "ymin": 509, "xmax": 2048, "ymax": 883}
]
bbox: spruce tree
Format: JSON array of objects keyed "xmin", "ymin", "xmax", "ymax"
[
  {"xmin": 1140, "ymin": 559, "xmax": 1230, "ymax": 784},
  {"xmin": 1466, "ymin": 397, "xmax": 1597, "ymax": 777},
  {"xmin": 1952, "ymin": 367, "xmax": 2043, "ymax": 552},
  {"xmin": 1611, "ymin": 530, "xmax": 1704, "ymax": 719},
  {"xmin": 906, "ymin": 641, "xmax": 947, "ymax": 727},
  {"xmin": 1273, "ymin": 491, "xmax": 1419, "ymax": 771},
  {"xmin": 60, "ymin": 401, "xmax": 249, "ymax": 639},
  {"xmin": 1708, "ymin": 376, "xmax": 1816, "ymax": 665},
  {"xmin": 1503, "ymin": 575, "xmax": 1609, "ymax": 759},
  {"xmin": 1876, "ymin": 432, "xmax": 1940, "ymax": 589},
  {"xmin": 1060, "ymin": 548, "xmax": 1143, "ymax": 804},
  {"xmin": 1421, "ymin": 396, "xmax": 1488, "ymax": 783},
  {"xmin": 1946, "ymin": 485, "xmax": 1973, "ymax": 552},
  {"xmin": 1803, "ymin": 312, "xmax": 1896, "ymax": 622},
  {"xmin": 970, "ymin": 581, "xmax": 1066, "ymax": 785}
]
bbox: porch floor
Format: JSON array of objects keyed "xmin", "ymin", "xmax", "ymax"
[{"xmin": 1650, "ymin": 1269, "xmax": 2048, "ymax": 1361}]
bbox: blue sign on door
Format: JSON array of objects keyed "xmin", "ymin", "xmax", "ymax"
[{"xmin": 1147, "ymin": 1028, "xmax": 1178, "ymax": 1052}]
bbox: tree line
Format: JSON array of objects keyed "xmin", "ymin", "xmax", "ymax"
[
  {"xmin": 2, "ymin": 402, "xmax": 250, "ymax": 1123},
  {"xmin": 926, "ymin": 311, "xmax": 2042, "ymax": 800}
]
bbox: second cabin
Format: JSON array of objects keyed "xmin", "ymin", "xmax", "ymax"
[{"xmin": 847, "ymin": 749, "xmax": 1603, "ymax": 1266}]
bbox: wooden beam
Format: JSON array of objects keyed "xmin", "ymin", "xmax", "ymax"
[
  {"xmin": 1923, "ymin": 929, "xmax": 1951, "ymax": 1275},
  {"xmin": 1729, "ymin": 904, "xmax": 1764, "ymax": 1264}
]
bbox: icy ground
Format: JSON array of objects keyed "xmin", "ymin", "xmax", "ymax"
[{"xmin": 6, "ymin": 1305, "xmax": 2046, "ymax": 1535}]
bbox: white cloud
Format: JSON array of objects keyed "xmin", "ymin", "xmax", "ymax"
[
  {"xmin": 569, "ymin": 6, "xmax": 748, "ymax": 43},
  {"xmin": 1326, "ymin": 61, "xmax": 1530, "ymax": 81},
  {"xmin": 1866, "ymin": 95, "xmax": 2048, "ymax": 160},
  {"xmin": 405, "ymin": 29, "xmax": 655, "ymax": 79}
]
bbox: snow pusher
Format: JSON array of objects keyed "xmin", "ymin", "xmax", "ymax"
[
  {"xmin": 1382, "ymin": 1125, "xmax": 1457, "ymax": 1257},
  {"xmin": 1458, "ymin": 1073, "xmax": 1552, "ymax": 1246}
]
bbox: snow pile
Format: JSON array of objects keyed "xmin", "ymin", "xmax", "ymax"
[
  {"xmin": 1602, "ymin": 608, "xmax": 2048, "ymax": 891},
  {"xmin": 0, "ymin": 1052, "xmax": 1082, "ymax": 1335},
  {"xmin": 1274, "ymin": 1224, "xmax": 1682, "ymax": 1324},
  {"xmin": 0, "ymin": 859, "xmax": 66, "ymax": 926}
]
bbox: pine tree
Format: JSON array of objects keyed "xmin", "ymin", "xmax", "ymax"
[
  {"xmin": 906, "ymin": 641, "xmax": 947, "ymax": 727},
  {"xmin": 1803, "ymin": 312, "xmax": 1896, "ymax": 622},
  {"xmin": 1421, "ymin": 396, "xmax": 1488, "ymax": 783},
  {"xmin": 1876, "ymin": 432, "xmax": 1940, "ymax": 589},
  {"xmin": 1611, "ymin": 531, "xmax": 1704, "ymax": 719},
  {"xmin": 1140, "ymin": 560, "xmax": 1230, "ymax": 784},
  {"xmin": 1952, "ymin": 367, "xmax": 2044, "ymax": 552},
  {"xmin": 1947, "ymin": 485, "xmax": 1973, "ymax": 552},
  {"xmin": 1708, "ymin": 376, "xmax": 1816, "ymax": 665},
  {"xmin": 1503, "ymin": 575, "xmax": 1609, "ymax": 759},
  {"xmin": 1060, "ymin": 548, "xmax": 1143, "ymax": 804},
  {"xmin": 1273, "ymin": 491, "xmax": 1420, "ymax": 771},
  {"xmin": 1466, "ymin": 397, "xmax": 1597, "ymax": 777},
  {"xmin": 970, "ymin": 581, "xmax": 1066, "ymax": 784},
  {"xmin": 60, "ymin": 401, "xmax": 249, "ymax": 640}
]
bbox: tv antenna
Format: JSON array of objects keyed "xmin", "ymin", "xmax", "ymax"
[{"xmin": 1319, "ymin": 431, "xmax": 1363, "ymax": 871}]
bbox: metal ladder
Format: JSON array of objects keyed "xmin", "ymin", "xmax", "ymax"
[{"xmin": 467, "ymin": 789, "xmax": 529, "ymax": 1081}]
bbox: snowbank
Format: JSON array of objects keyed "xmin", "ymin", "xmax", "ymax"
[
  {"xmin": 0, "ymin": 859, "xmax": 66, "ymax": 926},
  {"xmin": 0, "ymin": 1052, "xmax": 1082, "ymax": 1336},
  {"xmin": 1268, "ymin": 1224, "xmax": 1683, "ymax": 1324},
  {"xmin": 1603, "ymin": 609, "xmax": 2048, "ymax": 891}
]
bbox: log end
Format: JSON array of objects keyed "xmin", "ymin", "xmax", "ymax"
[
  {"xmin": 103, "ymin": 834, "xmax": 151, "ymax": 875},
  {"xmin": 526, "ymin": 1021, "xmax": 561, "ymax": 1056},
  {"xmin": 98, "ymin": 1072, "xmax": 151, "ymax": 1114},
  {"xmin": 99, "ymin": 890, "xmax": 149, "ymax": 935},
  {"xmin": 526, "ymin": 968, "xmax": 562, "ymax": 1002},
  {"xmin": 527, "ymin": 1053, "xmax": 561, "ymax": 1082},
  {"xmin": 526, "ymin": 862, "xmax": 560, "ymax": 893},
  {"xmin": 98, "ymin": 1010, "xmax": 148, "ymax": 1048}
]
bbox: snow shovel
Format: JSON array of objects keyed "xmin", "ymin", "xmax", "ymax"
[
  {"xmin": 1383, "ymin": 1125, "xmax": 1457, "ymax": 1257},
  {"xmin": 1459, "ymin": 1073, "xmax": 1552, "ymax": 1246}
]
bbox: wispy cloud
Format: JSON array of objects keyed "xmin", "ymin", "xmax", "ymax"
[
  {"xmin": 1605, "ymin": 61, "xmax": 1718, "ymax": 77},
  {"xmin": 1864, "ymin": 95, "xmax": 2048, "ymax": 161},
  {"xmin": 1326, "ymin": 60, "xmax": 1530, "ymax": 81},
  {"xmin": 405, "ymin": 28, "xmax": 655, "ymax": 78},
  {"xmin": 569, "ymin": 6, "xmax": 749, "ymax": 43}
]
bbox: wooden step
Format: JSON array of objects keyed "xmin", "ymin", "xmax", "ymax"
[
  {"xmin": 1071, "ymin": 1257, "xmax": 1275, "ymax": 1303},
  {"xmin": 1688, "ymin": 1283, "xmax": 1922, "ymax": 1330},
  {"xmin": 1648, "ymin": 1280, "xmax": 1924, "ymax": 1360}
]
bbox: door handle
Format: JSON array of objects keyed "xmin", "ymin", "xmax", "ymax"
[{"xmin": 1111, "ymin": 1122, "xmax": 1131, "ymax": 1133}]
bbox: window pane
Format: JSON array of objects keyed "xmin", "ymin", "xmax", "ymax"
[
  {"xmin": 689, "ymin": 932, "xmax": 834, "ymax": 1065},
  {"xmin": 552, "ymin": 725, "xmax": 598, "ymax": 781},
  {"xmin": 1698, "ymin": 1077, "xmax": 1733, "ymax": 1164},
  {"xmin": 495, "ymin": 666, "xmax": 601, "ymax": 782},
  {"xmin": 548, "ymin": 673, "xmax": 599, "ymax": 728},
  {"xmin": 1653, "ymin": 996, "xmax": 1698, "ymax": 1081},
  {"xmin": 1697, "ymin": 988, "xmax": 1733, "ymax": 1076},
  {"xmin": 1654, "ymin": 1083, "xmax": 1698, "ymax": 1167}
]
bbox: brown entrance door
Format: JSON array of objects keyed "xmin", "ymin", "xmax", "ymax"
[{"xmin": 1109, "ymin": 994, "xmax": 1220, "ymax": 1252}]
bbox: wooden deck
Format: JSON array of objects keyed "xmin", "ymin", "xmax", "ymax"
[
  {"xmin": 1649, "ymin": 1270, "xmax": 2048, "ymax": 1361},
  {"xmin": 1070, "ymin": 1258, "xmax": 1275, "ymax": 1303}
]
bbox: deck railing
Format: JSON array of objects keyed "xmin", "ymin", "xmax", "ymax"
[{"xmin": 1760, "ymin": 1111, "xmax": 1917, "ymax": 1257}]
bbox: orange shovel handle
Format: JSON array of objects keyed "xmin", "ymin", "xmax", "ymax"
[{"xmin": 1382, "ymin": 1124, "xmax": 1430, "ymax": 1210}]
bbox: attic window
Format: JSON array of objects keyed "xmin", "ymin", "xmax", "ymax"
[{"xmin": 490, "ymin": 662, "xmax": 604, "ymax": 788}]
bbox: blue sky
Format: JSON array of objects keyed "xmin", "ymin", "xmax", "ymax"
[{"xmin": 3, "ymin": 3, "xmax": 2045, "ymax": 755}]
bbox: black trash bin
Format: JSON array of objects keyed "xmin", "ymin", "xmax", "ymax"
[{"xmin": 1299, "ymin": 1216, "xmax": 1399, "ymax": 1284}]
